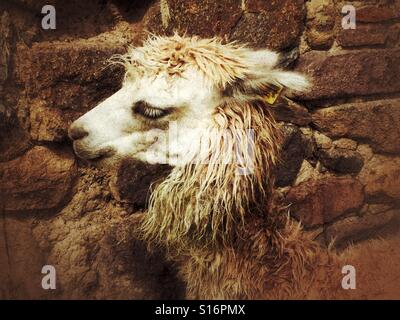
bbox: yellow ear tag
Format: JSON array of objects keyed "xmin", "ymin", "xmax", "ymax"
[{"xmin": 263, "ymin": 85, "xmax": 283, "ymax": 105}]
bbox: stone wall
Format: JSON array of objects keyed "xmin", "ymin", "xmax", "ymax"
[{"xmin": 0, "ymin": 0, "xmax": 399, "ymax": 299}]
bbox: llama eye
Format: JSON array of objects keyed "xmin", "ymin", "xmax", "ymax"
[{"xmin": 133, "ymin": 100, "xmax": 169, "ymax": 119}]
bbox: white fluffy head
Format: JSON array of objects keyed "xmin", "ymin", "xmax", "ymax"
[{"xmin": 69, "ymin": 34, "xmax": 309, "ymax": 167}]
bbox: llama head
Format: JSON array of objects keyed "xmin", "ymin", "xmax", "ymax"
[
  {"xmin": 69, "ymin": 34, "xmax": 309, "ymax": 250},
  {"xmin": 69, "ymin": 34, "xmax": 308, "ymax": 167}
]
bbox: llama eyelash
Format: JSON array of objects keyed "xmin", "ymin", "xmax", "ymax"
[
  {"xmin": 142, "ymin": 107, "xmax": 165, "ymax": 118},
  {"xmin": 133, "ymin": 100, "xmax": 169, "ymax": 119}
]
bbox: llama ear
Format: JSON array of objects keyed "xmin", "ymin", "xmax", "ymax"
[
  {"xmin": 223, "ymin": 49, "xmax": 310, "ymax": 101},
  {"xmin": 225, "ymin": 70, "xmax": 310, "ymax": 102},
  {"xmin": 246, "ymin": 49, "xmax": 280, "ymax": 69},
  {"xmin": 243, "ymin": 49, "xmax": 310, "ymax": 96},
  {"xmin": 260, "ymin": 69, "xmax": 311, "ymax": 92}
]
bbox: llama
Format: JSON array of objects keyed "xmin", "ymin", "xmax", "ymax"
[{"xmin": 69, "ymin": 34, "xmax": 399, "ymax": 299}]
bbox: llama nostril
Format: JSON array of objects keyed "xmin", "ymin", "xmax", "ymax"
[{"xmin": 69, "ymin": 125, "xmax": 88, "ymax": 140}]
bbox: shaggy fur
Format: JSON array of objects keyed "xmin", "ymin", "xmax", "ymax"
[
  {"xmin": 117, "ymin": 35, "xmax": 320, "ymax": 298},
  {"xmin": 112, "ymin": 34, "xmax": 309, "ymax": 91},
  {"xmin": 141, "ymin": 101, "xmax": 280, "ymax": 254},
  {"xmin": 93, "ymin": 35, "xmax": 398, "ymax": 299}
]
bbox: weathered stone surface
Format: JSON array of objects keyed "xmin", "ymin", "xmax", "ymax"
[
  {"xmin": 312, "ymin": 133, "xmax": 364, "ymax": 174},
  {"xmin": 306, "ymin": 0, "xmax": 335, "ymax": 50},
  {"xmin": 388, "ymin": 23, "xmax": 400, "ymax": 47},
  {"xmin": 145, "ymin": 0, "xmax": 242, "ymax": 38},
  {"xmin": 16, "ymin": 39, "xmax": 125, "ymax": 111},
  {"xmin": 11, "ymin": 0, "xmax": 119, "ymax": 42},
  {"xmin": 362, "ymin": 203, "xmax": 393, "ymax": 216},
  {"xmin": 0, "ymin": 99, "xmax": 11, "ymax": 121},
  {"xmin": 0, "ymin": 146, "xmax": 77, "ymax": 211},
  {"xmin": 293, "ymin": 160, "xmax": 321, "ymax": 186},
  {"xmin": 338, "ymin": 24, "xmax": 389, "ymax": 47},
  {"xmin": 146, "ymin": 0, "xmax": 305, "ymax": 50},
  {"xmin": 0, "ymin": 11, "xmax": 12, "ymax": 85},
  {"xmin": 333, "ymin": 138, "xmax": 357, "ymax": 151},
  {"xmin": 231, "ymin": 0, "xmax": 305, "ymax": 49},
  {"xmin": 324, "ymin": 210, "xmax": 396, "ymax": 248},
  {"xmin": 317, "ymin": 148, "xmax": 364, "ymax": 174},
  {"xmin": 0, "ymin": 2, "xmax": 40, "ymax": 46},
  {"xmin": 357, "ymin": 144, "xmax": 374, "ymax": 162},
  {"xmin": 0, "ymin": 216, "xmax": 49, "ymax": 299},
  {"xmin": 276, "ymin": 124, "xmax": 314, "ymax": 187},
  {"xmin": 109, "ymin": 159, "xmax": 172, "ymax": 208},
  {"xmin": 305, "ymin": 30, "xmax": 333, "ymax": 51},
  {"xmin": 314, "ymin": 131, "xmax": 332, "ymax": 149},
  {"xmin": 296, "ymin": 50, "xmax": 400, "ymax": 100},
  {"xmin": 0, "ymin": 125, "xmax": 31, "ymax": 162},
  {"xmin": 6, "ymin": 0, "xmax": 44, "ymax": 10},
  {"xmin": 0, "ymin": 102, "xmax": 31, "ymax": 162},
  {"xmin": 286, "ymin": 176, "xmax": 364, "ymax": 227},
  {"xmin": 271, "ymin": 99, "xmax": 312, "ymax": 126},
  {"xmin": 357, "ymin": 5, "xmax": 400, "ymax": 22},
  {"xmin": 359, "ymin": 154, "xmax": 400, "ymax": 202},
  {"xmin": 299, "ymin": 126, "xmax": 313, "ymax": 140},
  {"xmin": 312, "ymin": 99, "xmax": 400, "ymax": 154},
  {"xmin": 29, "ymin": 100, "xmax": 66, "ymax": 142}
]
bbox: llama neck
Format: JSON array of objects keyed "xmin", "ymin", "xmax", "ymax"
[{"xmin": 140, "ymin": 103, "xmax": 281, "ymax": 253}]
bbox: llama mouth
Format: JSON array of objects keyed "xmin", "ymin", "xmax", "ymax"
[
  {"xmin": 88, "ymin": 149, "xmax": 116, "ymax": 162},
  {"xmin": 73, "ymin": 143, "xmax": 116, "ymax": 162}
]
